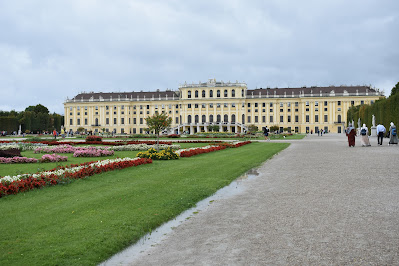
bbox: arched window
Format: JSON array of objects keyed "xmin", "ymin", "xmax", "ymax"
[
  {"xmin": 242, "ymin": 114, "xmax": 245, "ymax": 124},
  {"xmin": 202, "ymin": 90, "xmax": 206, "ymax": 98},
  {"xmin": 180, "ymin": 115, "xmax": 182, "ymax": 124},
  {"xmin": 195, "ymin": 115, "xmax": 199, "ymax": 123},
  {"xmin": 242, "ymin": 89, "xmax": 244, "ymax": 97},
  {"xmin": 188, "ymin": 115, "xmax": 192, "ymax": 124},
  {"xmin": 188, "ymin": 91, "xmax": 191, "ymax": 98},
  {"xmin": 232, "ymin": 89, "xmax": 235, "ymax": 97},
  {"xmin": 217, "ymin": 90, "xmax": 221, "ymax": 97},
  {"xmin": 224, "ymin": 114, "xmax": 228, "ymax": 122},
  {"xmin": 337, "ymin": 114, "xmax": 342, "ymax": 123},
  {"xmin": 217, "ymin": 115, "xmax": 221, "ymax": 122},
  {"xmin": 195, "ymin": 90, "xmax": 199, "ymax": 98},
  {"xmin": 209, "ymin": 115, "xmax": 214, "ymax": 123},
  {"xmin": 231, "ymin": 114, "xmax": 236, "ymax": 123},
  {"xmin": 224, "ymin": 90, "xmax": 228, "ymax": 97},
  {"xmin": 209, "ymin": 90, "xmax": 213, "ymax": 97},
  {"xmin": 202, "ymin": 115, "xmax": 206, "ymax": 123},
  {"xmin": 95, "ymin": 118, "xmax": 99, "ymax": 126}
]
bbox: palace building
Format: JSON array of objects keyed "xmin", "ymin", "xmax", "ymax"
[{"xmin": 64, "ymin": 79, "xmax": 383, "ymax": 135}]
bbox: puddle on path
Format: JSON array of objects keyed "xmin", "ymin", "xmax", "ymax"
[{"xmin": 100, "ymin": 168, "xmax": 260, "ymax": 266}]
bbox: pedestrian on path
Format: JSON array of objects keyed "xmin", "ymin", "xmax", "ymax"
[
  {"xmin": 389, "ymin": 122, "xmax": 398, "ymax": 145},
  {"xmin": 262, "ymin": 126, "xmax": 270, "ymax": 141},
  {"xmin": 376, "ymin": 124, "xmax": 386, "ymax": 145},
  {"xmin": 360, "ymin": 124, "xmax": 371, "ymax": 147},
  {"xmin": 346, "ymin": 123, "xmax": 356, "ymax": 147}
]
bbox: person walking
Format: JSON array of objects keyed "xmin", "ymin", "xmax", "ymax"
[
  {"xmin": 389, "ymin": 122, "xmax": 398, "ymax": 145},
  {"xmin": 262, "ymin": 126, "xmax": 270, "ymax": 141},
  {"xmin": 346, "ymin": 123, "xmax": 356, "ymax": 147},
  {"xmin": 53, "ymin": 129, "xmax": 57, "ymax": 140},
  {"xmin": 376, "ymin": 123, "xmax": 386, "ymax": 145},
  {"xmin": 360, "ymin": 124, "xmax": 371, "ymax": 147}
]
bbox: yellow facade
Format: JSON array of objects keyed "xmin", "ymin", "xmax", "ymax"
[{"xmin": 64, "ymin": 79, "xmax": 383, "ymax": 135}]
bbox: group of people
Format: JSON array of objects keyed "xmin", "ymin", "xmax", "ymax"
[{"xmin": 346, "ymin": 122, "xmax": 398, "ymax": 147}]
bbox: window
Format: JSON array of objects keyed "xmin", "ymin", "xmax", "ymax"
[
  {"xmin": 280, "ymin": 103, "xmax": 284, "ymax": 107},
  {"xmin": 195, "ymin": 104, "xmax": 199, "ymax": 108},
  {"xmin": 121, "ymin": 105, "xmax": 124, "ymax": 110},
  {"xmin": 287, "ymin": 109, "xmax": 291, "ymax": 112},
  {"xmin": 155, "ymin": 105, "xmax": 158, "ymax": 109},
  {"xmin": 210, "ymin": 103, "xmax": 213, "ymax": 108},
  {"xmin": 306, "ymin": 101, "xmax": 309, "ymax": 106},
  {"xmin": 306, "ymin": 115, "xmax": 309, "ymax": 122},
  {"xmin": 209, "ymin": 115, "xmax": 214, "ymax": 123},
  {"xmin": 106, "ymin": 118, "xmax": 109, "ymax": 125},
  {"xmin": 295, "ymin": 102, "xmax": 299, "ymax": 107},
  {"xmin": 295, "ymin": 109, "xmax": 298, "ymax": 112},
  {"xmin": 114, "ymin": 118, "xmax": 117, "ymax": 125},
  {"xmin": 270, "ymin": 109, "xmax": 273, "ymax": 112},
  {"xmin": 224, "ymin": 90, "xmax": 228, "ymax": 97},
  {"xmin": 77, "ymin": 106, "xmax": 80, "ymax": 110},
  {"xmin": 306, "ymin": 108, "xmax": 309, "ymax": 112},
  {"xmin": 217, "ymin": 103, "xmax": 221, "ymax": 108},
  {"xmin": 224, "ymin": 103, "xmax": 228, "ymax": 107},
  {"xmin": 287, "ymin": 102, "xmax": 291, "ymax": 107},
  {"xmin": 113, "ymin": 112, "xmax": 116, "ymax": 115},
  {"xmin": 188, "ymin": 91, "xmax": 191, "ymax": 98},
  {"xmin": 224, "ymin": 114, "xmax": 228, "ymax": 122},
  {"xmin": 147, "ymin": 105, "xmax": 149, "ymax": 109},
  {"xmin": 242, "ymin": 89, "xmax": 244, "ymax": 97},
  {"xmin": 315, "ymin": 108, "xmax": 318, "ymax": 112},
  {"xmin": 315, "ymin": 101, "xmax": 319, "ymax": 106},
  {"xmin": 262, "ymin": 109, "xmax": 265, "ymax": 112},
  {"xmin": 315, "ymin": 115, "xmax": 319, "ymax": 122},
  {"xmin": 202, "ymin": 90, "xmax": 206, "ymax": 97},
  {"xmin": 242, "ymin": 114, "xmax": 245, "ymax": 124},
  {"xmin": 77, "ymin": 119, "xmax": 80, "ymax": 125},
  {"xmin": 85, "ymin": 106, "xmax": 88, "ymax": 110},
  {"xmin": 188, "ymin": 104, "xmax": 192, "ymax": 108},
  {"xmin": 114, "ymin": 105, "xmax": 117, "ymax": 110},
  {"xmin": 262, "ymin": 116, "xmax": 266, "ymax": 123},
  {"xmin": 140, "ymin": 105, "xmax": 143, "ymax": 109},
  {"xmin": 209, "ymin": 90, "xmax": 213, "ymax": 97},
  {"xmin": 232, "ymin": 89, "xmax": 235, "ymax": 97},
  {"xmin": 351, "ymin": 101, "xmax": 355, "ymax": 105},
  {"xmin": 324, "ymin": 115, "xmax": 328, "ymax": 122},
  {"xmin": 121, "ymin": 118, "xmax": 124, "ymax": 124},
  {"xmin": 262, "ymin": 103, "xmax": 266, "ymax": 107},
  {"xmin": 280, "ymin": 109, "xmax": 283, "ymax": 112},
  {"xmin": 140, "ymin": 118, "xmax": 143, "ymax": 124},
  {"xmin": 280, "ymin": 116, "xmax": 284, "ymax": 122},
  {"xmin": 69, "ymin": 107, "xmax": 73, "ymax": 111},
  {"xmin": 133, "ymin": 118, "xmax": 136, "ymax": 124},
  {"xmin": 270, "ymin": 116, "xmax": 273, "ymax": 123},
  {"xmin": 188, "ymin": 115, "xmax": 192, "ymax": 123},
  {"xmin": 195, "ymin": 115, "xmax": 199, "ymax": 123},
  {"xmin": 202, "ymin": 115, "xmax": 206, "ymax": 123},
  {"xmin": 232, "ymin": 103, "xmax": 236, "ymax": 107},
  {"xmin": 288, "ymin": 116, "xmax": 291, "ymax": 122},
  {"xmin": 337, "ymin": 101, "xmax": 341, "ymax": 106},
  {"xmin": 248, "ymin": 103, "xmax": 251, "ymax": 107},
  {"xmin": 202, "ymin": 103, "xmax": 206, "ymax": 108},
  {"xmin": 217, "ymin": 115, "xmax": 221, "ymax": 122},
  {"xmin": 85, "ymin": 112, "xmax": 87, "ymax": 115},
  {"xmin": 231, "ymin": 114, "xmax": 236, "ymax": 123},
  {"xmin": 217, "ymin": 90, "xmax": 221, "ymax": 97},
  {"xmin": 324, "ymin": 101, "xmax": 328, "ymax": 106},
  {"xmin": 255, "ymin": 103, "xmax": 258, "ymax": 107},
  {"xmin": 295, "ymin": 115, "xmax": 299, "ymax": 122},
  {"xmin": 255, "ymin": 109, "xmax": 258, "ymax": 113},
  {"xmin": 337, "ymin": 108, "xmax": 341, "ymax": 111},
  {"xmin": 70, "ymin": 119, "xmax": 73, "ymax": 125},
  {"xmin": 70, "ymin": 112, "xmax": 72, "ymax": 116},
  {"xmin": 195, "ymin": 90, "xmax": 199, "ymax": 98},
  {"xmin": 255, "ymin": 116, "xmax": 258, "ymax": 123},
  {"xmin": 324, "ymin": 108, "xmax": 328, "ymax": 111},
  {"xmin": 270, "ymin": 103, "xmax": 273, "ymax": 107},
  {"xmin": 361, "ymin": 100, "xmax": 364, "ymax": 105},
  {"xmin": 247, "ymin": 116, "xmax": 251, "ymax": 123},
  {"xmin": 176, "ymin": 117, "xmax": 179, "ymax": 124}
]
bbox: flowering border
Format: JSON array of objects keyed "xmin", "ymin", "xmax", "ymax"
[
  {"xmin": 175, "ymin": 141, "xmax": 251, "ymax": 158},
  {"xmin": 0, "ymin": 157, "xmax": 152, "ymax": 198}
]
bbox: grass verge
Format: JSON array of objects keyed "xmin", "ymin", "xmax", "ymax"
[{"xmin": 0, "ymin": 142, "xmax": 289, "ymax": 266}]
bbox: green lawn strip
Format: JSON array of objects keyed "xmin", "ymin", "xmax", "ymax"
[
  {"xmin": 0, "ymin": 142, "xmax": 289, "ymax": 266},
  {"xmin": 0, "ymin": 143, "xmax": 208, "ymax": 177}
]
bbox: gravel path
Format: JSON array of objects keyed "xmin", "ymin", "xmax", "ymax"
[{"xmin": 122, "ymin": 134, "xmax": 399, "ymax": 265}]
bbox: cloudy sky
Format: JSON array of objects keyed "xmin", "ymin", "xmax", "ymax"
[{"xmin": 0, "ymin": 0, "xmax": 398, "ymax": 114}]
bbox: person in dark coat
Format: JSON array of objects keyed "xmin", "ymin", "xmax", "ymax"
[{"xmin": 346, "ymin": 123, "xmax": 356, "ymax": 147}]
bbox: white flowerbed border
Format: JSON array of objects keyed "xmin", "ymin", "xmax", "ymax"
[{"xmin": 0, "ymin": 157, "xmax": 140, "ymax": 184}]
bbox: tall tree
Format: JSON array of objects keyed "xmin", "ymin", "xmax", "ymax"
[
  {"xmin": 145, "ymin": 113, "xmax": 172, "ymax": 151},
  {"xmin": 390, "ymin": 82, "xmax": 399, "ymax": 97}
]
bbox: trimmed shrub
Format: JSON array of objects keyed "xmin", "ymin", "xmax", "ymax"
[{"xmin": 0, "ymin": 148, "xmax": 22, "ymax": 158}]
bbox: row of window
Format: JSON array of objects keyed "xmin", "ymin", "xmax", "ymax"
[{"xmin": 187, "ymin": 89, "xmax": 244, "ymax": 98}]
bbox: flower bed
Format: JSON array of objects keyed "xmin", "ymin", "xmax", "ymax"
[
  {"xmin": 86, "ymin": 135, "xmax": 103, "ymax": 142},
  {"xmin": 73, "ymin": 148, "xmax": 114, "ymax": 157},
  {"xmin": 34, "ymin": 145, "xmax": 115, "ymax": 157},
  {"xmin": 40, "ymin": 154, "xmax": 68, "ymax": 163},
  {"xmin": 0, "ymin": 148, "xmax": 22, "ymax": 158},
  {"xmin": 0, "ymin": 157, "xmax": 152, "ymax": 198},
  {"xmin": 137, "ymin": 147, "xmax": 179, "ymax": 160},
  {"xmin": 107, "ymin": 144, "xmax": 181, "ymax": 151},
  {"xmin": 177, "ymin": 145, "xmax": 227, "ymax": 157},
  {"xmin": 0, "ymin": 156, "xmax": 38, "ymax": 164}
]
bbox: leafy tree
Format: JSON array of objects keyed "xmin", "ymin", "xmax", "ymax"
[
  {"xmin": 270, "ymin": 125, "xmax": 279, "ymax": 132},
  {"xmin": 146, "ymin": 113, "xmax": 172, "ymax": 151},
  {"xmin": 247, "ymin": 124, "xmax": 258, "ymax": 134},
  {"xmin": 390, "ymin": 82, "xmax": 399, "ymax": 97},
  {"xmin": 208, "ymin": 125, "xmax": 220, "ymax": 132}
]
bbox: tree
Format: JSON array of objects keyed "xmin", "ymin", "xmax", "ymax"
[
  {"xmin": 247, "ymin": 124, "xmax": 258, "ymax": 134},
  {"xmin": 145, "ymin": 113, "xmax": 172, "ymax": 151},
  {"xmin": 208, "ymin": 125, "xmax": 220, "ymax": 132},
  {"xmin": 270, "ymin": 125, "xmax": 279, "ymax": 132},
  {"xmin": 390, "ymin": 82, "xmax": 399, "ymax": 97}
]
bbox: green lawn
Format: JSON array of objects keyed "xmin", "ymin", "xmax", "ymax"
[{"xmin": 0, "ymin": 142, "xmax": 289, "ymax": 266}]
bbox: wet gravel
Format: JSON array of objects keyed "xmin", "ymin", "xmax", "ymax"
[{"xmin": 121, "ymin": 134, "xmax": 399, "ymax": 265}]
